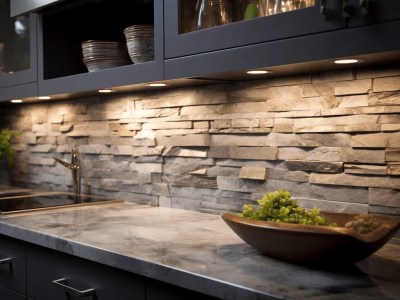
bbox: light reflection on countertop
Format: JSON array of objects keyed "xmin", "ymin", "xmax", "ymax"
[{"xmin": 0, "ymin": 202, "xmax": 399, "ymax": 300}]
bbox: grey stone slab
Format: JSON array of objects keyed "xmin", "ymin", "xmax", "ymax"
[
  {"xmin": 265, "ymin": 133, "xmax": 352, "ymax": 147},
  {"xmin": 217, "ymin": 176, "xmax": 268, "ymax": 193},
  {"xmin": 162, "ymin": 174, "xmax": 217, "ymax": 189},
  {"xmin": 279, "ymin": 147, "xmax": 385, "ymax": 164},
  {"xmin": 310, "ymin": 173, "xmax": 400, "ymax": 189},
  {"xmin": 369, "ymin": 188, "xmax": 400, "ymax": 207},
  {"xmin": 285, "ymin": 160, "xmax": 343, "ymax": 173},
  {"xmin": 156, "ymin": 134, "xmax": 210, "ymax": 147},
  {"xmin": 210, "ymin": 134, "xmax": 268, "ymax": 146},
  {"xmin": 162, "ymin": 147, "xmax": 208, "ymax": 157},
  {"xmin": 351, "ymin": 132, "xmax": 400, "ymax": 148},
  {"xmin": 294, "ymin": 197, "xmax": 368, "ymax": 214},
  {"xmin": 267, "ymin": 168, "xmax": 309, "ymax": 183},
  {"xmin": 265, "ymin": 180, "xmax": 369, "ymax": 204},
  {"xmin": 344, "ymin": 164, "xmax": 387, "ymax": 175}
]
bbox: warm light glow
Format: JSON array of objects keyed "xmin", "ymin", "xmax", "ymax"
[
  {"xmin": 334, "ymin": 59, "xmax": 360, "ymax": 64},
  {"xmin": 98, "ymin": 89, "xmax": 114, "ymax": 93},
  {"xmin": 10, "ymin": 99, "xmax": 23, "ymax": 103},
  {"xmin": 147, "ymin": 83, "xmax": 167, "ymax": 87},
  {"xmin": 38, "ymin": 96, "xmax": 51, "ymax": 100},
  {"xmin": 246, "ymin": 70, "xmax": 271, "ymax": 75}
]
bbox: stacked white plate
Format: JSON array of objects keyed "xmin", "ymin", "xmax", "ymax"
[
  {"xmin": 81, "ymin": 40, "xmax": 132, "ymax": 72},
  {"xmin": 123, "ymin": 24, "xmax": 154, "ymax": 64}
]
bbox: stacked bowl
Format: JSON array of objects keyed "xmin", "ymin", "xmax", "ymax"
[
  {"xmin": 81, "ymin": 40, "xmax": 132, "ymax": 72},
  {"xmin": 123, "ymin": 24, "xmax": 154, "ymax": 64}
]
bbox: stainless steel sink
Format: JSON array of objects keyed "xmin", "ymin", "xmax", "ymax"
[{"xmin": 0, "ymin": 192, "xmax": 123, "ymax": 215}]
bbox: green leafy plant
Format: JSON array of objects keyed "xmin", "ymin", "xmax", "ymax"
[
  {"xmin": 0, "ymin": 129, "xmax": 22, "ymax": 167},
  {"xmin": 238, "ymin": 189, "xmax": 336, "ymax": 226}
]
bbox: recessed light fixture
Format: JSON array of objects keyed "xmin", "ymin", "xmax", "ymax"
[
  {"xmin": 10, "ymin": 99, "xmax": 23, "ymax": 103},
  {"xmin": 98, "ymin": 89, "xmax": 114, "ymax": 93},
  {"xmin": 334, "ymin": 58, "xmax": 363, "ymax": 64},
  {"xmin": 246, "ymin": 70, "xmax": 272, "ymax": 75},
  {"xmin": 38, "ymin": 96, "xmax": 51, "ymax": 100},
  {"xmin": 147, "ymin": 83, "xmax": 168, "ymax": 87}
]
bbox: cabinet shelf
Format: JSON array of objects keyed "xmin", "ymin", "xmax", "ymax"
[{"xmin": 37, "ymin": 0, "xmax": 164, "ymax": 96}]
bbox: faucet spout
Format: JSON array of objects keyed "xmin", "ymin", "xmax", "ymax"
[{"xmin": 53, "ymin": 147, "xmax": 81, "ymax": 203}]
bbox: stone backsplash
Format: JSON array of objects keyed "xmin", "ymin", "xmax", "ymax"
[{"xmin": 1, "ymin": 65, "xmax": 400, "ymax": 227}]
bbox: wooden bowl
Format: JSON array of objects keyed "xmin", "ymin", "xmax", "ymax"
[{"xmin": 221, "ymin": 212, "xmax": 400, "ymax": 266}]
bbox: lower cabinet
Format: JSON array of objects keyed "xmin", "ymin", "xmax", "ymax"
[
  {"xmin": 0, "ymin": 285, "xmax": 26, "ymax": 300},
  {"xmin": 1, "ymin": 234, "xmax": 221, "ymax": 300},
  {"xmin": 0, "ymin": 235, "xmax": 27, "ymax": 296},
  {"xmin": 27, "ymin": 244, "xmax": 146, "ymax": 300}
]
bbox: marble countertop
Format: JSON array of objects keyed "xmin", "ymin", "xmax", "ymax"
[{"xmin": 0, "ymin": 202, "xmax": 400, "ymax": 300}]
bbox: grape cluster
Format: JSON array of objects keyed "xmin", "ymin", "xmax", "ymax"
[
  {"xmin": 344, "ymin": 214, "xmax": 381, "ymax": 234},
  {"xmin": 238, "ymin": 189, "xmax": 335, "ymax": 226}
]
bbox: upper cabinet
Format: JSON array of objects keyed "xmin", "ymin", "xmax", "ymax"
[
  {"xmin": 164, "ymin": 0, "xmax": 345, "ymax": 59},
  {"xmin": 0, "ymin": 0, "xmax": 38, "ymax": 101},
  {"xmin": 164, "ymin": 0, "xmax": 400, "ymax": 80},
  {"xmin": 37, "ymin": 0, "xmax": 164, "ymax": 97}
]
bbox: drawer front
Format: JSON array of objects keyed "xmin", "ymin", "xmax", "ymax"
[
  {"xmin": 0, "ymin": 285, "xmax": 26, "ymax": 300},
  {"xmin": 27, "ymin": 244, "xmax": 145, "ymax": 300},
  {"xmin": 0, "ymin": 235, "xmax": 27, "ymax": 295}
]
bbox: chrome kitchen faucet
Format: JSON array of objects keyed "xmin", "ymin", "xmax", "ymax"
[{"xmin": 53, "ymin": 147, "xmax": 81, "ymax": 203}]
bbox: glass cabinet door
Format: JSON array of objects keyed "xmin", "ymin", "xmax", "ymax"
[
  {"xmin": 165, "ymin": 0, "xmax": 345, "ymax": 59},
  {"xmin": 0, "ymin": 0, "xmax": 37, "ymax": 89},
  {"xmin": 346, "ymin": 0, "xmax": 400, "ymax": 28}
]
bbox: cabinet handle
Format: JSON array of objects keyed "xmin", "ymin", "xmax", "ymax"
[
  {"xmin": 52, "ymin": 278, "xmax": 95, "ymax": 298},
  {"xmin": 0, "ymin": 257, "xmax": 12, "ymax": 265}
]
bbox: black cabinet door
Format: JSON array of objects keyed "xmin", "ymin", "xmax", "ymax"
[
  {"xmin": 0, "ymin": 235, "xmax": 27, "ymax": 295},
  {"xmin": 0, "ymin": 0, "xmax": 38, "ymax": 102},
  {"xmin": 0, "ymin": 285, "xmax": 26, "ymax": 300},
  {"xmin": 347, "ymin": 0, "xmax": 400, "ymax": 27},
  {"xmin": 164, "ymin": 0, "xmax": 345, "ymax": 59},
  {"xmin": 146, "ymin": 279, "xmax": 221, "ymax": 300},
  {"xmin": 27, "ymin": 244, "xmax": 146, "ymax": 300}
]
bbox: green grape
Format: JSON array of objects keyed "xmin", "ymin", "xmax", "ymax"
[{"xmin": 238, "ymin": 189, "xmax": 336, "ymax": 227}]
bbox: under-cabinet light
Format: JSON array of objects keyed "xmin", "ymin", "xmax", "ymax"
[
  {"xmin": 10, "ymin": 99, "xmax": 23, "ymax": 103},
  {"xmin": 334, "ymin": 58, "xmax": 362, "ymax": 64},
  {"xmin": 246, "ymin": 70, "xmax": 272, "ymax": 75},
  {"xmin": 38, "ymin": 96, "xmax": 51, "ymax": 100},
  {"xmin": 147, "ymin": 83, "xmax": 168, "ymax": 87},
  {"xmin": 98, "ymin": 89, "xmax": 114, "ymax": 93}
]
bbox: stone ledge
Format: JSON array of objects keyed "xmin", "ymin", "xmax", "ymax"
[{"xmin": 309, "ymin": 173, "xmax": 400, "ymax": 189}]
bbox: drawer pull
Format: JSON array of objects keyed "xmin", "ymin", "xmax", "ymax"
[
  {"xmin": 0, "ymin": 257, "xmax": 12, "ymax": 265},
  {"xmin": 52, "ymin": 278, "xmax": 95, "ymax": 297}
]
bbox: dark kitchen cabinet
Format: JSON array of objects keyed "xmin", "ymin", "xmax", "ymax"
[
  {"xmin": 0, "ymin": 0, "xmax": 38, "ymax": 102},
  {"xmin": 164, "ymin": 0, "xmax": 345, "ymax": 59},
  {"xmin": 0, "ymin": 286, "xmax": 26, "ymax": 300},
  {"xmin": 37, "ymin": 0, "xmax": 164, "ymax": 97},
  {"xmin": 0, "ymin": 235, "xmax": 27, "ymax": 296},
  {"xmin": 164, "ymin": 0, "xmax": 400, "ymax": 80},
  {"xmin": 27, "ymin": 244, "xmax": 146, "ymax": 300}
]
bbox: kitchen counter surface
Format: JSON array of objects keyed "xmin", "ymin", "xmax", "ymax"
[{"xmin": 0, "ymin": 202, "xmax": 399, "ymax": 300}]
